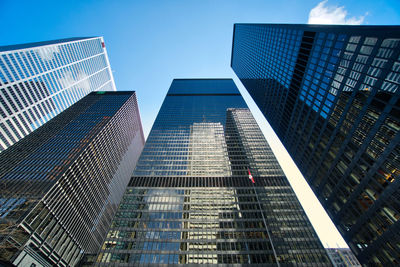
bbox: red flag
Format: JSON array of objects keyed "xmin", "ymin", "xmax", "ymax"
[{"xmin": 248, "ymin": 169, "xmax": 255, "ymax": 183}]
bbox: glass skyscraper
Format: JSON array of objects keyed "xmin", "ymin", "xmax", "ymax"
[
  {"xmin": 0, "ymin": 91, "xmax": 144, "ymax": 266},
  {"xmin": 0, "ymin": 37, "xmax": 116, "ymax": 152},
  {"xmin": 93, "ymin": 79, "xmax": 331, "ymax": 266},
  {"xmin": 231, "ymin": 24, "xmax": 400, "ymax": 265},
  {"xmin": 325, "ymin": 248, "xmax": 361, "ymax": 267}
]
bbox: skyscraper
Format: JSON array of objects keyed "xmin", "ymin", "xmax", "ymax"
[
  {"xmin": 0, "ymin": 37, "xmax": 116, "ymax": 152},
  {"xmin": 325, "ymin": 248, "xmax": 361, "ymax": 267},
  {"xmin": 0, "ymin": 91, "xmax": 144, "ymax": 266},
  {"xmin": 231, "ymin": 24, "xmax": 400, "ymax": 265},
  {"xmin": 94, "ymin": 79, "xmax": 331, "ymax": 266}
]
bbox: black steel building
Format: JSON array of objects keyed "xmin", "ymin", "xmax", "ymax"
[
  {"xmin": 93, "ymin": 79, "xmax": 331, "ymax": 266},
  {"xmin": 231, "ymin": 24, "xmax": 400, "ymax": 265},
  {"xmin": 0, "ymin": 91, "xmax": 145, "ymax": 266},
  {"xmin": 325, "ymin": 248, "xmax": 361, "ymax": 267}
]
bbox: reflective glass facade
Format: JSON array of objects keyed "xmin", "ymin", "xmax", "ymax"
[
  {"xmin": 93, "ymin": 79, "xmax": 330, "ymax": 266},
  {"xmin": 326, "ymin": 248, "xmax": 361, "ymax": 267},
  {"xmin": 231, "ymin": 24, "xmax": 400, "ymax": 265},
  {"xmin": 0, "ymin": 91, "xmax": 145, "ymax": 266},
  {"xmin": 0, "ymin": 37, "xmax": 116, "ymax": 152}
]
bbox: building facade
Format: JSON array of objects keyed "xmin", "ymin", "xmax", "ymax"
[
  {"xmin": 0, "ymin": 91, "xmax": 145, "ymax": 266},
  {"xmin": 93, "ymin": 79, "xmax": 331, "ymax": 266},
  {"xmin": 0, "ymin": 37, "xmax": 116, "ymax": 152},
  {"xmin": 231, "ymin": 24, "xmax": 400, "ymax": 265},
  {"xmin": 326, "ymin": 248, "xmax": 361, "ymax": 267}
]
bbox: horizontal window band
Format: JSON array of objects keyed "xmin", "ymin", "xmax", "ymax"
[
  {"xmin": 128, "ymin": 176, "xmax": 289, "ymax": 188},
  {"xmin": 167, "ymin": 94, "xmax": 241, "ymax": 96}
]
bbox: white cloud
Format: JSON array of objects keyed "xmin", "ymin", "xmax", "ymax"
[
  {"xmin": 37, "ymin": 45, "xmax": 60, "ymax": 61},
  {"xmin": 59, "ymin": 70, "xmax": 91, "ymax": 93},
  {"xmin": 308, "ymin": 0, "xmax": 367, "ymax": 25}
]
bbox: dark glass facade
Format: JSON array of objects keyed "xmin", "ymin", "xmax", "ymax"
[
  {"xmin": 0, "ymin": 91, "xmax": 145, "ymax": 266},
  {"xmin": 231, "ymin": 24, "xmax": 400, "ymax": 265},
  {"xmin": 325, "ymin": 248, "xmax": 361, "ymax": 267},
  {"xmin": 94, "ymin": 79, "xmax": 330, "ymax": 266}
]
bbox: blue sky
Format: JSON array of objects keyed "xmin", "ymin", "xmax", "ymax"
[
  {"xmin": 1, "ymin": 0, "xmax": 399, "ymax": 248},
  {"xmin": 2, "ymin": 0, "xmax": 399, "ymax": 136}
]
